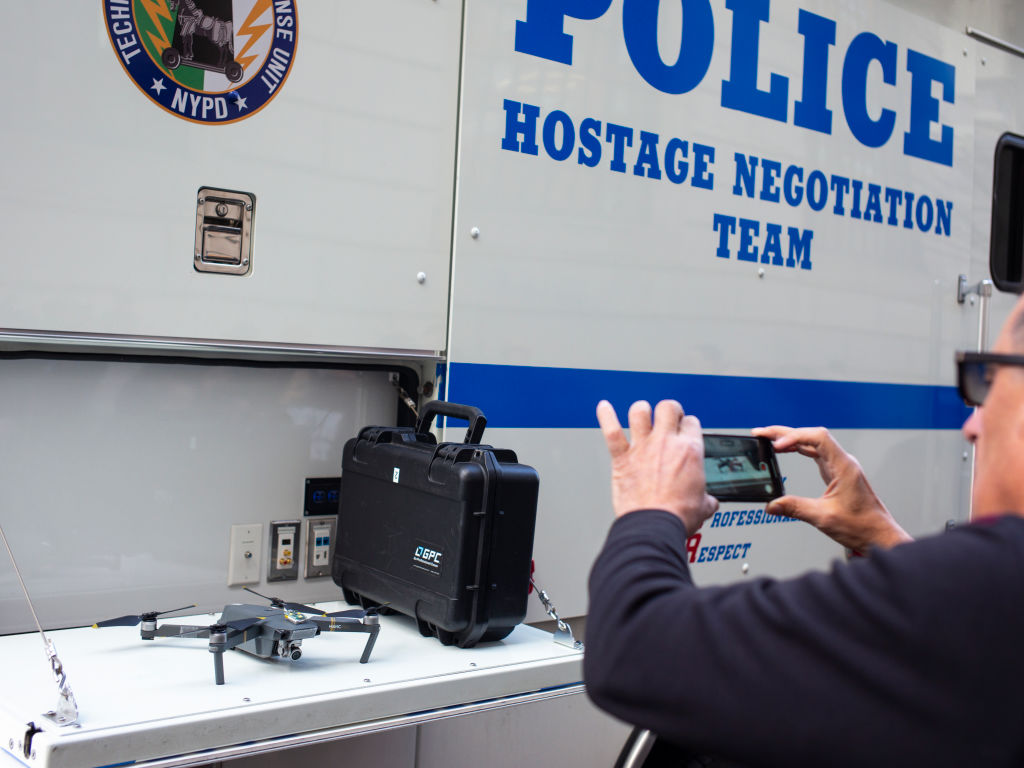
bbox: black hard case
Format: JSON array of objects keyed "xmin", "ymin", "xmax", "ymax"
[{"xmin": 331, "ymin": 402, "xmax": 539, "ymax": 647}]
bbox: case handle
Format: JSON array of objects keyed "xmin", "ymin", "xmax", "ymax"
[{"xmin": 415, "ymin": 401, "xmax": 487, "ymax": 444}]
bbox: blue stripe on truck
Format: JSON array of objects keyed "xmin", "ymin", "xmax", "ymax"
[{"xmin": 445, "ymin": 363, "xmax": 971, "ymax": 430}]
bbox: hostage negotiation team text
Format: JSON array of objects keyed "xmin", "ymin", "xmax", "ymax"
[
  {"xmin": 500, "ymin": 99, "xmax": 953, "ymax": 273},
  {"xmin": 502, "ymin": 0, "xmax": 959, "ymax": 271}
]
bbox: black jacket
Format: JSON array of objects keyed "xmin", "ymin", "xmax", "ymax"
[{"xmin": 585, "ymin": 510, "xmax": 1024, "ymax": 767}]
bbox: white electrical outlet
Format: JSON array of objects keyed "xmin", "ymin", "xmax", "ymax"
[{"xmin": 227, "ymin": 524, "xmax": 263, "ymax": 586}]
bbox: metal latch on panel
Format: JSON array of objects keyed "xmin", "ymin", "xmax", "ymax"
[{"xmin": 195, "ymin": 187, "xmax": 255, "ymax": 275}]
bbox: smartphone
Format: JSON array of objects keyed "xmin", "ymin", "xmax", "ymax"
[{"xmin": 702, "ymin": 434, "xmax": 784, "ymax": 502}]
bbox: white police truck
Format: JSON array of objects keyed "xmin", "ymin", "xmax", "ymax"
[{"xmin": 1, "ymin": 1, "xmax": 1023, "ymax": 765}]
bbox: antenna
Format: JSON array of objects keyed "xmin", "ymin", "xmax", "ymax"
[{"xmin": 0, "ymin": 524, "xmax": 79, "ymax": 725}]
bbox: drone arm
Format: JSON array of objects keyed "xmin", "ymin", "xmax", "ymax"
[
  {"xmin": 308, "ymin": 615, "xmax": 380, "ymax": 663},
  {"xmin": 309, "ymin": 616, "xmax": 365, "ymax": 632},
  {"xmin": 222, "ymin": 627, "xmax": 256, "ymax": 651},
  {"xmin": 359, "ymin": 624, "xmax": 380, "ymax": 664},
  {"xmin": 148, "ymin": 624, "xmax": 212, "ymax": 639},
  {"xmin": 208, "ymin": 622, "xmax": 263, "ymax": 685}
]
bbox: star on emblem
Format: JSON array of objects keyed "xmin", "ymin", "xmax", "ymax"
[
  {"xmin": 150, "ymin": 77, "xmax": 166, "ymax": 95},
  {"xmin": 234, "ymin": 95, "xmax": 248, "ymax": 111}
]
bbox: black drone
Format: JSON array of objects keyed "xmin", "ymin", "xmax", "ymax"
[{"xmin": 92, "ymin": 588, "xmax": 380, "ymax": 685}]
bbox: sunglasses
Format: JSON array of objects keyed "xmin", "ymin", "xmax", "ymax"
[{"xmin": 956, "ymin": 351, "xmax": 1024, "ymax": 407}]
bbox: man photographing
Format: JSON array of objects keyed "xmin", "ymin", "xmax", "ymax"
[{"xmin": 584, "ymin": 301, "xmax": 1024, "ymax": 766}]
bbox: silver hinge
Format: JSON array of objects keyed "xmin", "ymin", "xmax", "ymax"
[{"xmin": 957, "ymin": 275, "xmax": 992, "ymax": 304}]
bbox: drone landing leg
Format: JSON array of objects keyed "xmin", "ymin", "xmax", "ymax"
[
  {"xmin": 213, "ymin": 649, "xmax": 225, "ymax": 685},
  {"xmin": 359, "ymin": 625, "xmax": 380, "ymax": 664}
]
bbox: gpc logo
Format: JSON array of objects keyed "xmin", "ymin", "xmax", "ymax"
[{"xmin": 413, "ymin": 545, "xmax": 443, "ymax": 572}]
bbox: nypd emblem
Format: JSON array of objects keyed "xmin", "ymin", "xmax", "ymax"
[{"xmin": 104, "ymin": 0, "xmax": 297, "ymax": 124}]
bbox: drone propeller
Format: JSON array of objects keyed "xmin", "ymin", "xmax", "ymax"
[
  {"xmin": 242, "ymin": 587, "xmax": 324, "ymax": 615},
  {"xmin": 92, "ymin": 604, "xmax": 198, "ymax": 628}
]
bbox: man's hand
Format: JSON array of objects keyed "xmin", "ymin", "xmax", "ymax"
[
  {"xmin": 752, "ymin": 426, "xmax": 913, "ymax": 552},
  {"xmin": 596, "ymin": 399, "xmax": 718, "ymax": 535}
]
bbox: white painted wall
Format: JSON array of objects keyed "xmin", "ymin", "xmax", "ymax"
[{"xmin": 0, "ymin": 357, "xmax": 402, "ymax": 634}]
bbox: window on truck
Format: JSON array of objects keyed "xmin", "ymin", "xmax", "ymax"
[{"xmin": 991, "ymin": 132, "xmax": 1024, "ymax": 293}]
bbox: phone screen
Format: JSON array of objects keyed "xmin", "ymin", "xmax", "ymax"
[{"xmin": 703, "ymin": 434, "xmax": 784, "ymax": 502}]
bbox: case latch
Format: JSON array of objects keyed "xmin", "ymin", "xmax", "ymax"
[{"xmin": 195, "ymin": 187, "xmax": 255, "ymax": 275}]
